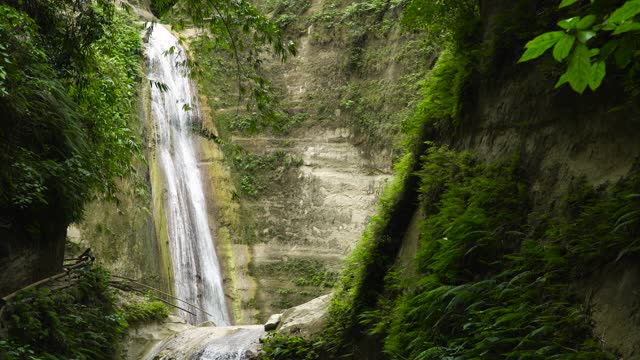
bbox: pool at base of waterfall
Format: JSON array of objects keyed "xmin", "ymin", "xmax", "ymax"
[{"xmin": 143, "ymin": 325, "xmax": 265, "ymax": 360}]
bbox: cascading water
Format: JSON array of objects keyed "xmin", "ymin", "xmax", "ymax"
[{"xmin": 146, "ymin": 23, "xmax": 230, "ymax": 327}]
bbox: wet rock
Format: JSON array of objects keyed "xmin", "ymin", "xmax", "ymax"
[
  {"xmin": 144, "ymin": 325, "xmax": 265, "ymax": 360},
  {"xmin": 276, "ymin": 294, "xmax": 331, "ymax": 339},
  {"xmin": 122, "ymin": 315, "xmax": 193, "ymax": 360},
  {"xmin": 198, "ymin": 321, "xmax": 217, "ymax": 327},
  {"xmin": 264, "ymin": 313, "xmax": 282, "ymax": 331}
]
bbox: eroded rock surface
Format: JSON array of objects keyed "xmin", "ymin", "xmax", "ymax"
[
  {"xmin": 276, "ymin": 293, "xmax": 332, "ymax": 339},
  {"xmin": 125, "ymin": 317, "xmax": 265, "ymax": 360}
]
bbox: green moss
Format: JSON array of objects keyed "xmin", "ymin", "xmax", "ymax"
[
  {"xmin": 323, "ymin": 151, "xmax": 416, "ymax": 353},
  {"xmin": 403, "ymin": 48, "xmax": 473, "ymax": 138},
  {"xmin": 253, "ymin": 259, "xmax": 338, "ymax": 288},
  {"xmin": 227, "ymin": 146, "xmax": 303, "ymax": 199},
  {"xmin": 119, "ymin": 294, "xmax": 169, "ymax": 325}
]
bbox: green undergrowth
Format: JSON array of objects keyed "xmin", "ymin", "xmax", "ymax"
[
  {"xmin": 227, "ymin": 146, "xmax": 303, "ymax": 198},
  {"xmin": 254, "ymin": 259, "xmax": 339, "ymax": 288},
  {"xmin": 372, "ymin": 148, "xmax": 640, "ymax": 359},
  {"xmin": 259, "ymin": 333, "xmax": 321, "ymax": 360},
  {"xmin": 321, "ymin": 43, "xmax": 474, "ymax": 355},
  {"xmin": 0, "ymin": 265, "xmax": 168, "ymax": 360},
  {"xmin": 0, "ymin": 3, "xmax": 143, "ymax": 226},
  {"xmin": 327, "ymin": 145, "xmax": 640, "ymax": 359},
  {"xmin": 318, "ymin": 26, "xmax": 638, "ymax": 358}
]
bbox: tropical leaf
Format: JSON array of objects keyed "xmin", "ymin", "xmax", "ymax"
[
  {"xmin": 558, "ymin": 17, "xmax": 580, "ymax": 30},
  {"xmin": 577, "ymin": 15, "xmax": 596, "ymax": 30},
  {"xmin": 553, "ymin": 34, "xmax": 576, "ymax": 61},
  {"xmin": 567, "ymin": 44, "xmax": 591, "ymax": 93},
  {"xmin": 612, "ymin": 21, "xmax": 640, "ymax": 34},
  {"xmin": 589, "ymin": 61, "xmax": 606, "ymax": 90},
  {"xmin": 559, "ymin": 0, "xmax": 579, "ymax": 8},
  {"xmin": 609, "ymin": 0, "xmax": 640, "ymax": 23},
  {"xmin": 519, "ymin": 31, "xmax": 564, "ymax": 62}
]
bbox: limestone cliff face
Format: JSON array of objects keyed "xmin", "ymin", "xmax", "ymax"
[
  {"xmin": 71, "ymin": 68, "xmax": 173, "ymax": 294},
  {"xmin": 189, "ymin": 0, "xmax": 432, "ymax": 323}
]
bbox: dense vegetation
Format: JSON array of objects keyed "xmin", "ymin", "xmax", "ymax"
[
  {"xmin": 0, "ymin": 1, "xmax": 163, "ymax": 357},
  {"xmin": 0, "ymin": 1, "xmax": 142, "ymax": 224},
  {"xmin": 0, "ymin": 265, "xmax": 168, "ymax": 359},
  {"xmin": 260, "ymin": 0, "xmax": 640, "ymax": 359},
  {"xmin": 2, "ymin": 0, "xmax": 640, "ymax": 357},
  {"xmin": 521, "ymin": 0, "xmax": 640, "ymax": 93}
]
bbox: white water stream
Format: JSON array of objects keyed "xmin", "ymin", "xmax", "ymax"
[{"xmin": 146, "ymin": 23, "xmax": 230, "ymax": 327}]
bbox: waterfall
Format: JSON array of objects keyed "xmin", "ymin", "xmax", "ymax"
[{"xmin": 146, "ymin": 23, "xmax": 230, "ymax": 327}]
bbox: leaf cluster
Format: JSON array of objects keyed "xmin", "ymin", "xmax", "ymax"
[
  {"xmin": 0, "ymin": 3, "xmax": 143, "ymax": 228},
  {"xmin": 1, "ymin": 266, "xmax": 127, "ymax": 360},
  {"xmin": 259, "ymin": 333, "xmax": 321, "ymax": 360},
  {"xmin": 401, "ymin": 0, "xmax": 479, "ymax": 48},
  {"xmin": 1, "ymin": 266, "xmax": 170, "ymax": 359},
  {"xmin": 382, "ymin": 147, "xmax": 616, "ymax": 359},
  {"xmin": 520, "ymin": 0, "xmax": 640, "ymax": 93}
]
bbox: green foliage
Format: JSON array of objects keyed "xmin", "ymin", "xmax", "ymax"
[
  {"xmin": 546, "ymin": 173, "xmax": 640, "ymax": 273},
  {"xmin": 322, "ymin": 138, "xmax": 639, "ymax": 359},
  {"xmin": 119, "ymin": 294, "xmax": 169, "ymax": 325},
  {"xmin": 228, "ymin": 147, "xmax": 303, "ymax": 198},
  {"xmin": 405, "ymin": 49, "xmax": 472, "ymax": 133},
  {"xmin": 1, "ymin": 266, "xmax": 169, "ymax": 359},
  {"xmin": 254, "ymin": 259, "xmax": 338, "ymax": 288},
  {"xmin": 260, "ymin": 333, "xmax": 320, "ymax": 360},
  {"xmin": 0, "ymin": 340, "xmax": 40, "ymax": 360},
  {"xmin": 0, "ymin": 3, "xmax": 142, "ymax": 227},
  {"xmin": 359, "ymin": 148, "xmax": 640, "ymax": 359},
  {"xmin": 2, "ymin": 266, "xmax": 127, "ymax": 360},
  {"xmin": 520, "ymin": 0, "xmax": 640, "ymax": 93},
  {"xmin": 262, "ymin": 0, "xmax": 312, "ymax": 29},
  {"xmin": 402, "ymin": 0, "xmax": 479, "ymax": 48}
]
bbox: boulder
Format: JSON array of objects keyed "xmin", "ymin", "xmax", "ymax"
[
  {"xmin": 276, "ymin": 293, "xmax": 331, "ymax": 339},
  {"xmin": 264, "ymin": 313, "xmax": 282, "ymax": 331}
]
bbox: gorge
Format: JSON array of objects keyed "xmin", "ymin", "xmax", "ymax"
[{"xmin": 1, "ymin": 0, "xmax": 640, "ymax": 359}]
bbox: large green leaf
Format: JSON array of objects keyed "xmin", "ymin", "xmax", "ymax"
[
  {"xmin": 559, "ymin": 0, "xmax": 579, "ymax": 8},
  {"xmin": 599, "ymin": 39, "xmax": 619, "ymax": 60},
  {"xmin": 558, "ymin": 17, "xmax": 580, "ymax": 30},
  {"xmin": 614, "ymin": 40, "xmax": 634, "ymax": 68},
  {"xmin": 589, "ymin": 61, "xmax": 606, "ymax": 90},
  {"xmin": 577, "ymin": 30, "xmax": 596, "ymax": 43},
  {"xmin": 609, "ymin": 0, "xmax": 640, "ymax": 23},
  {"xmin": 555, "ymin": 72, "xmax": 570, "ymax": 88},
  {"xmin": 567, "ymin": 44, "xmax": 591, "ymax": 93},
  {"xmin": 577, "ymin": 15, "xmax": 596, "ymax": 30},
  {"xmin": 553, "ymin": 34, "xmax": 575, "ymax": 61},
  {"xmin": 613, "ymin": 21, "xmax": 640, "ymax": 34},
  {"xmin": 519, "ymin": 31, "xmax": 564, "ymax": 62}
]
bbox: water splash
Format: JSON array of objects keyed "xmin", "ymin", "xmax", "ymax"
[{"xmin": 146, "ymin": 23, "xmax": 230, "ymax": 326}]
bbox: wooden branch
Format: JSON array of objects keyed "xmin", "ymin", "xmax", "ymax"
[
  {"xmin": 1, "ymin": 257, "xmax": 92, "ymax": 305},
  {"xmin": 110, "ymin": 274, "xmax": 213, "ymax": 318},
  {"xmin": 109, "ymin": 281, "xmax": 198, "ymax": 317}
]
